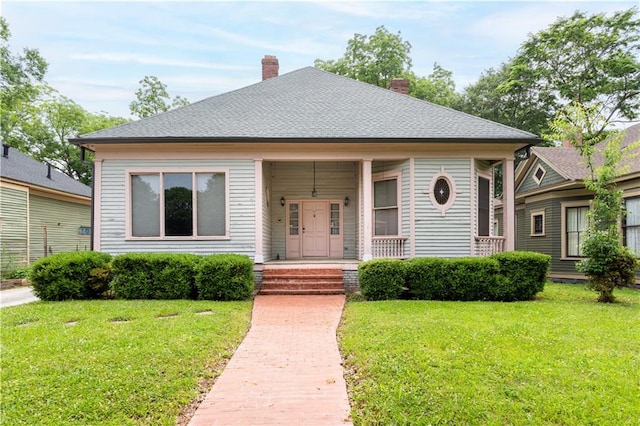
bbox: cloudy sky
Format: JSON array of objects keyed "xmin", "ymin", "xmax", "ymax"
[{"xmin": 3, "ymin": 1, "xmax": 636, "ymax": 118}]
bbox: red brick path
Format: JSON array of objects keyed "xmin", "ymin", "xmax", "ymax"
[{"xmin": 188, "ymin": 295, "xmax": 353, "ymax": 425}]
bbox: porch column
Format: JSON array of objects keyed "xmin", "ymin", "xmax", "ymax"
[
  {"xmin": 362, "ymin": 159, "xmax": 373, "ymax": 261},
  {"xmin": 254, "ymin": 159, "xmax": 264, "ymax": 263},
  {"xmin": 502, "ymin": 158, "xmax": 515, "ymax": 251}
]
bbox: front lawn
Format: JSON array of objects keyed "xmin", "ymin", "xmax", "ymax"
[
  {"xmin": 340, "ymin": 283, "xmax": 640, "ymax": 425},
  {"xmin": 1, "ymin": 300, "xmax": 251, "ymax": 425}
]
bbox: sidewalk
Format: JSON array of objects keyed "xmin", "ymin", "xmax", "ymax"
[{"xmin": 188, "ymin": 295, "xmax": 353, "ymax": 426}]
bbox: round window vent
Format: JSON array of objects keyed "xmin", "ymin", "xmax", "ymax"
[
  {"xmin": 427, "ymin": 169, "xmax": 457, "ymax": 216},
  {"xmin": 433, "ymin": 178, "xmax": 450, "ymax": 205}
]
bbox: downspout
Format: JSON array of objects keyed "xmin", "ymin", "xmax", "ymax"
[{"xmin": 81, "ymin": 146, "xmax": 95, "ymax": 251}]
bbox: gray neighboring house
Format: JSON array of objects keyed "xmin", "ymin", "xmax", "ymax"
[
  {"xmin": 496, "ymin": 123, "xmax": 640, "ymax": 283},
  {"xmin": 0, "ymin": 145, "xmax": 92, "ymax": 271},
  {"xmin": 72, "ymin": 57, "xmax": 541, "ymax": 272}
]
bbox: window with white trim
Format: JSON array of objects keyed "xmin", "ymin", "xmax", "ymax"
[
  {"xmin": 532, "ymin": 165, "xmax": 546, "ymax": 185},
  {"xmin": 373, "ymin": 177, "xmax": 399, "ymax": 236},
  {"xmin": 130, "ymin": 171, "xmax": 226, "ymax": 238},
  {"xmin": 530, "ymin": 210, "xmax": 545, "ymax": 236},
  {"xmin": 623, "ymin": 197, "xmax": 640, "ymax": 255},
  {"xmin": 566, "ymin": 206, "xmax": 588, "ymax": 257}
]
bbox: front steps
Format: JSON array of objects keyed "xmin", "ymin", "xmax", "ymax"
[{"xmin": 259, "ymin": 267, "xmax": 345, "ymax": 295}]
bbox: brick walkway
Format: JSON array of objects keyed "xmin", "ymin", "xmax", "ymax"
[{"xmin": 188, "ymin": 295, "xmax": 353, "ymax": 426}]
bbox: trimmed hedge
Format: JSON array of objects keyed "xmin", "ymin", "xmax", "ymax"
[
  {"xmin": 195, "ymin": 254, "xmax": 254, "ymax": 301},
  {"xmin": 111, "ymin": 253, "xmax": 201, "ymax": 300},
  {"xmin": 358, "ymin": 259, "xmax": 405, "ymax": 300},
  {"xmin": 30, "ymin": 251, "xmax": 112, "ymax": 301},
  {"xmin": 405, "ymin": 257, "xmax": 500, "ymax": 301},
  {"xmin": 361, "ymin": 251, "xmax": 550, "ymax": 302},
  {"xmin": 491, "ymin": 251, "xmax": 550, "ymax": 301}
]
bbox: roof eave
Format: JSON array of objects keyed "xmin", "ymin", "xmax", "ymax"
[{"xmin": 71, "ymin": 136, "xmax": 543, "ymax": 147}]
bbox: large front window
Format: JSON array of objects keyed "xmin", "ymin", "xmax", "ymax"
[
  {"xmin": 623, "ymin": 197, "xmax": 640, "ymax": 255},
  {"xmin": 130, "ymin": 172, "xmax": 226, "ymax": 238},
  {"xmin": 566, "ymin": 206, "xmax": 588, "ymax": 257},
  {"xmin": 374, "ymin": 178, "xmax": 399, "ymax": 236}
]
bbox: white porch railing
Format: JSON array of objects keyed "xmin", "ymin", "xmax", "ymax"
[
  {"xmin": 372, "ymin": 237, "xmax": 408, "ymax": 259},
  {"xmin": 475, "ymin": 236, "xmax": 505, "ymax": 257}
]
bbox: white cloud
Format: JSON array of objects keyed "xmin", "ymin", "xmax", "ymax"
[{"xmin": 69, "ymin": 53, "xmax": 253, "ymax": 71}]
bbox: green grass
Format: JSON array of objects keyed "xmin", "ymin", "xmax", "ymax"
[
  {"xmin": 340, "ymin": 283, "xmax": 640, "ymax": 425},
  {"xmin": 1, "ymin": 300, "xmax": 252, "ymax": 425}
]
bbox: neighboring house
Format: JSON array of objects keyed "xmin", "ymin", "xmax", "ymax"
[
  {"xmin": 71, "ymin": 56, "xmax": 540, "ymax": 272},
  {"xmin": 0, "ymin": 145, "xmax": 92, "ymax": 270},
  {"xmin": 496, "ymin": 123, "xmax": 640, "ymax": 282}
]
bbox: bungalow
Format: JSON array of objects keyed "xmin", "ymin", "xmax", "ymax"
[
  {"xmin": 496, "ymin": 123, "xmax": 640, "ymax": 283},
  {"xmin": 0, "ymin": 145, "xmax": 92, "ymax": 273},
  {"xmin": 72, "ymin": 56, "xmax": 540, "ymax": 289}
]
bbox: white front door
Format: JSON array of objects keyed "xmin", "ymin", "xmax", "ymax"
[
  {"xmin": 302, "ymin": 201, "xmax": 328, "ymax": 257},
  {"xmin": 286, "ymin": 200, "xmax": 340, "ymax": 259}
]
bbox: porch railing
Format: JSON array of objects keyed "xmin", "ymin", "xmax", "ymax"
[
  {"xmin": 474, "ymin": 236, "xmax": 505, "ymax": 257},
  {"xmin": 372, "ymin": 236, "xmax": 408, "ymax": 259}
]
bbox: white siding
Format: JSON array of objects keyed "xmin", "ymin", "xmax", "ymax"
[
  {"xmin": 100, "ymin": 159, "xmax": 256, "ymax": 257},
  {"xmin": 270, "ymin": 161, "xmax": 357, "ymax": 259},
  {"xmin": 414, "ymin": 158, "xmax": 472, "ymax": 257}
]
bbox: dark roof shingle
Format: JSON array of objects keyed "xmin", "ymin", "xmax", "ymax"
[
  {"xmin": 78, "ymin": 67, "xmax": 539, "ymax": 142},
  {"xmin": 532, "ymin": 123, "xmax": 640, "ymax": 181},
  {"xmin": 0, "ymin": 147, "xmax": 91, "ymax": 198}
]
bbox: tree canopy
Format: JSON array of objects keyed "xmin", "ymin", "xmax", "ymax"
[
  {"xmin": 0, "ymin": 16, "xmax": 48, "ymax": 149},
  {"xmin": 503, "ymin": 8, "xmax": 640, "ymax": 139},
  {"xmin": 129, "ymin": 75, "xmax": 190, "ymax": 119}
]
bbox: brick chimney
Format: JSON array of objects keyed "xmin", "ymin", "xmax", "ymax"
[
  {"xmin": 262, "ymin": 55, "xmax": 279, "ymax": 80},
  {"xmin": 388, "ymin": 78, "xmax": 409, "ymax": 95}
]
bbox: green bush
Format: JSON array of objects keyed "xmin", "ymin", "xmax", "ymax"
[
  {"xmin": 404, "ymin": 257, "xmax": 447, "ymax": 300},
  {"xmin": 491, "ymin": 251, "xmax": 550, "ymax": 301},
  {"xmin": 111, "ymin": 253, "xmax": 201, "ymax": 300},
  {"xmin": 195, "ymin": 254, "xmax": 254, "ymax": 301},
  {"xmin": 358, "ymin": 259, "xmax": 405, "ymax": 301},
  {"xmin": 405, "ymin": 257, "xmax": 500, "ymax": 301},
  {"xmin": 578, "ymin": 232, "xmax": 639, "ymax": 302},
  {"xmin": 30, "ymin": 251, "xmax": 112, "ymax": 301}
]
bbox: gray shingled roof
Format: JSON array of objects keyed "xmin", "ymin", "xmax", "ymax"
[
  {"xmin": 0, "ymin": 147, "xmax": 91, "ymax": 198},
  {"xmin": 77, "ymin": 67, "xmax": 539, "ymax": 142},
  {"xmin": 532, "ymin": 123, "xmax": 640, "ymax": 181}
]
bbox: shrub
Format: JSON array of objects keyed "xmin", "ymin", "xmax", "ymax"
[
  {"xmin": 491, "ymin": 251, "xmax": 550, "ymax": 301},
  {"xmin": 358, "ymin": 259, "xmax": 405, "ymax": 300},
  {"xmin": 404, "ymin": 257, "xmax": 447, "ymax": 300},
  {"xmin": 111, "ymin": 253, "xmax": 201, "ymax": 300},
  {"xmin": 30, "ymin": 251, "xmax": 112, "ymax": 301},
  {"xmin": 578, "ymin": 232, "xmax": 639, "ymax": 302},
  {"xmin": 405, "ymin": 257, "xmax": 500, "ymax": 301},
  {"xmin": 195, "ymin": 254, "xmax": 254, "ymax": 301}
]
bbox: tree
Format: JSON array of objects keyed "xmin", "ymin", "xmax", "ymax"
[
  {"xmin": 456, "ymin": 62, "xmax": 554, "ymax": 139},
  {"xmin": 503, "ymin": 8, "xmax": 640, "ymax": 139},
  {"xmin": 315, "ymin": 26, "xmax": 412, "ymax": 90},
  {"xmin": 129, "ymin": 76, "xmax": 190, "ymax": 119},
  {"xmin": 550, "ymin": 102, "xmax": 639, "ymax": 302},
  {"xmin": 0, "ymin": 16, "xmax": 48, "ymax": 149},
  {"xmin": 409, "ymin": 63, "xmax": 461, "ymax": 108},
  {"xmin": 21, "ymin": 92, "xmax": 129, "ymax": 185}
]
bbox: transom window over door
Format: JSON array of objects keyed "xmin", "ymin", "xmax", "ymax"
[
  {"xmin": 374, "ymin": 178, "xmax": 399, "ymax": 236},
  {"xmin": 129, "ymin": 171, "xmax": 227, "ymax": 238}
]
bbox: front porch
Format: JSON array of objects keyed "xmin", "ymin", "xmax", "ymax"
[{"xmin": 254, "ymin": 157, "xmax": 514, "ymax": 265}]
